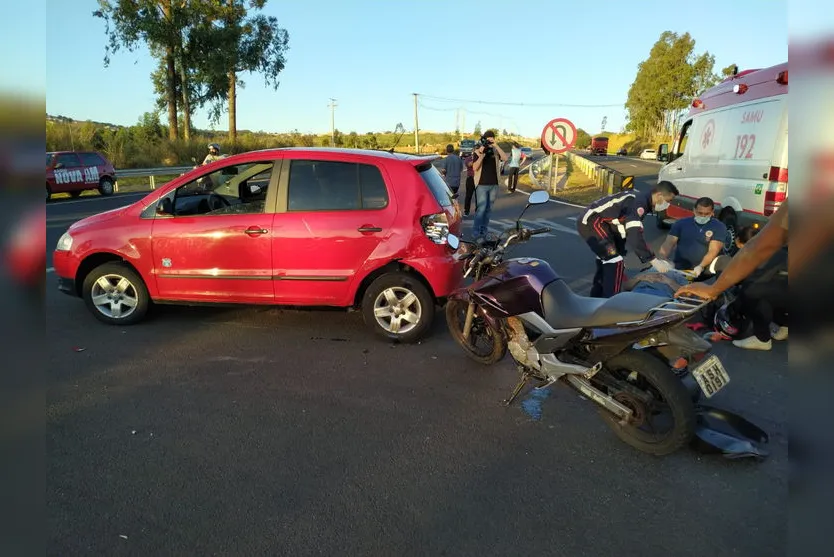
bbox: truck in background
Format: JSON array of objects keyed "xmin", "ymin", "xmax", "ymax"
[{"xmin": 590, "ymin": 136, "xmax": 609, "ymax": 156}]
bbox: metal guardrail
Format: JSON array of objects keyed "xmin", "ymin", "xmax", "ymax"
[
  {"xmin": 564, "ymin": 152, "xmax": 634, "ymax": 195},
  {"xmin": 113, "ymin": 166, "xmax": 193, "ymax": 192},
  {"xmin": 528, "ymin": 155, "xmax": 554, "ymax": 191}
]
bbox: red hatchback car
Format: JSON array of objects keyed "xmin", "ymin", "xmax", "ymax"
[
  {"xmin": 53, "ymin": 148, "xmax": 463, "ymax": 342},
  {"xmin": 46, "ymin": 150, "xmax": 117, "ymax": 200}
]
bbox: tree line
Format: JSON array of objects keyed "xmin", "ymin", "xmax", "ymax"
[
  {"xmin": 94, "ymin": 0, "xmax": 289, "ymax": 143},
  {"xmin": 624, "ymin": 31, "xmax": 737, "ymax": 140}
]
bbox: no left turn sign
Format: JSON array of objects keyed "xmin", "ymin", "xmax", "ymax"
[{"xmin": 541, "ymin": 118, "xmax": 577, "ymax": 154}]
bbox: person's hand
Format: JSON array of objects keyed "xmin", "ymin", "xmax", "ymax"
[
  {"xmin": 692, "ymin": 265, "xmax": 703, "ymax": 277},
  {"xmin": 650, "ymin": 258, "xmax": 673, "ymax": 273},
  {"xmin": 675, "ymin": 281, "xmax": 720, "ymax": 300}
]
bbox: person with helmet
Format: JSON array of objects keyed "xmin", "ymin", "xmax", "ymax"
[{"xmin": 203, "ymin": 143, "xmax": 222, "ymax": 165}]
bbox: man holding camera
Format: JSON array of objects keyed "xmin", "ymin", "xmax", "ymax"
[{"xmin": 472, "ymin": 130, "xmax": 508, "ymax": 239}]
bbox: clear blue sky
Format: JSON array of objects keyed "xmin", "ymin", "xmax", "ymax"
[{"xmin": 41, "ymin": 0, "xmax": 791, "ymax": 138}]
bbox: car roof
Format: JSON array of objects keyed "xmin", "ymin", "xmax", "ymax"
[{"xmin": 248, "ymin": 146, "xmax": 433, "ymax": 161}]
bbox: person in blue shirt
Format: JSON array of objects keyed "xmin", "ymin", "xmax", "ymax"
[
  {"xmin": 438, "ymin": 144, "xmax": 464, "ymax": 195},
  {"xmin": 658, "ymin": 197, "xmax": 727, "ymax": 278}
]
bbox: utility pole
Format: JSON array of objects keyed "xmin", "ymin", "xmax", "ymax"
[
  {"xmin": 328, "ymin": 98, "xmax": 337, "ymax": 147},
  {"xmin": 601, "ymin": 115, "xmax": 607, "ymax": 133},
  {"xmin": 413, "ymin": 93, "xmax": 419, "ymax": 154},
  {"xmin": 461, "ymin": 108, "xmax": 466, "ymax": 138}
]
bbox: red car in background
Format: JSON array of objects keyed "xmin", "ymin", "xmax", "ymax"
[
  {"xmin": 46, "ymin": 151, "xmax": 117, "ymax": 200},
  {"xmin": 52, "ymin": 148, "xmax": 462, "ymax": 343}
]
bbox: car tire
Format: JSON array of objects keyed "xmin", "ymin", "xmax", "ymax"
[
  {"xmin": 46, "ymin": 184, "xmax": 52, "ymax": 201},
  {"xmin": 82, "ymin": 262, "xmax": 150, "ymax": 326},
  {"xmin": 718, "ymin": 207, "xmax": 738, "ymax": 251},
  {"xmin": 99, "ymin": 177, "xmax": 115, "ymax": 196},
  {"xmin": 361, "ymin": 271, "xmax": 435, "ymax": 343}
]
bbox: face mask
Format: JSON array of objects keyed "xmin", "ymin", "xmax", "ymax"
[
  {"xmin": 655, "ymin": 201, "xmax": 670, "ymax": 212},
  {"xmin": 694, "ymin": 215, "xmax": 712, "ymax": 225}
]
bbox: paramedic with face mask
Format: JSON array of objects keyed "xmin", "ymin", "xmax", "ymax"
[
  {"xmin": 576, "ymin": 183, "xmax": 679, "ymax": 298},
  {"xmin": 658, "ymin": 197, "xmax": 728, "ymax": 277}
]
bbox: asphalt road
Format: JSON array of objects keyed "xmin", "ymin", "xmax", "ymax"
[{"xmin": 46, "ymin": 154, "xmax": 786, "ymax": 555}]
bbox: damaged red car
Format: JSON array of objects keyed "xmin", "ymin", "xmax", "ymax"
[{"xmin": 52, "ymin": 148, "xmax": 463, "ymax": 342}]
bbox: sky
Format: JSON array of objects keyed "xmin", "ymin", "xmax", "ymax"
[{"xmin": 35, "ymin": 0, "xmax": 795, "ymax": 139}]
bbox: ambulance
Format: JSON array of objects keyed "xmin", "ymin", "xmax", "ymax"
[{"xmin": 656, "ymin": 62, "xmax": 788, "ymax": 240}]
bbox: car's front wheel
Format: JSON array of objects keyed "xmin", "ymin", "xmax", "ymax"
[
  {"xmin": 361, "ymin": 271, "xmax": 435, "ymax": 343},
  {"xmin": 82, "ymin": 262, "xmax": 150, "ymax": 326}
]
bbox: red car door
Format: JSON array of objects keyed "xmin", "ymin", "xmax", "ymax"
[
  {"xmin": 149, "ymin": 160, "xmax": 280, "ymax": 303},
  {"xmin": 271, "ymin": 157, "xmax": 396, "ymax": 305}
]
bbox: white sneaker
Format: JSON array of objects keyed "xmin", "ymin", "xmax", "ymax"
[
  {"xmin": 771, "ymin": 324, "xmax": 788, "ymax": 341},
  {"xmin": 733, "ymin": 336, "xmax": 772, "ymax": 351}
]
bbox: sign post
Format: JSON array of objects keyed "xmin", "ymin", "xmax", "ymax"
[{"xmin": 540, "ymin": 118, "xmax": 578, "ymax": 193}]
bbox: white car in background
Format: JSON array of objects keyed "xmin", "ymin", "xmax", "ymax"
[{"xmin": 639, "ymin": 149, "xmax": 657, "ymax": 160}]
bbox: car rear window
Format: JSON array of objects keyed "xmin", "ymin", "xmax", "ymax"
[
  {"xmin": 418, "ymin": 164, "xmax": 454, "ymax": 208},
  {"xmin": 79, "ymin": 152, "xmax": 106, "ymax": 166}
]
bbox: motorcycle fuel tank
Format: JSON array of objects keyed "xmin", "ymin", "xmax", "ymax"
[{"xmin": 471, "ymin": 258, "xmax": 560, "ymax": 317}]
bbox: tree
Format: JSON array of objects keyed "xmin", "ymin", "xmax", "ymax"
[
  {"xmin": 624, "ymin": 31, "xmax": 718, "ymax": 139},
  {"xmin": 473, "ymin": 121, "xmax": 482, "ymax": 136},
  {"xmin": 94, "ymin": 0, "xmax": 218, "ymax": 141},
  {"xmin": 721, "ymin": 63, "xmax": 738, "ymax": 77},
  {"xmin": 191, "ymin": 0, "xmax": 289, "ymax": 142},
  {"xmin": 575, "ymin": 128, "xmax": 592, "ymax": 150}
]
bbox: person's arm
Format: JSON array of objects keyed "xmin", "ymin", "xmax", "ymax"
[
  {"xmin": 676, "ymin": 201, "xmax": 789, "ymax": 298},
  {"xmin": 473, "ymin": 148, "xmax": 485, "ymax": 171},
  {"xmin": 658, "ymin": 235, "xmax": 678, "ymax": 260},
  {"xmin": 493, "ymin": 143, "xmax": 508, "ymax": 162},
  {"xmin": 697, "ymin": 239, "xmax": 724, "ymax": 270}
]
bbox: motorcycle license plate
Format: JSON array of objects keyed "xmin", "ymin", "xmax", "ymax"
[{"xmin": 691, "ymin": 355, "xmax": 731, "ymax": 398}]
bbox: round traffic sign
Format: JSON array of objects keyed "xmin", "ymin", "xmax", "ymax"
[{"xmin": 541, "ymin": 118, "xmax": 577, "ymax": 154}]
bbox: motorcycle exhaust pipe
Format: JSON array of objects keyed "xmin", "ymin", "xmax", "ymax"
[{"xmin": 563, "ymin": 375, "xmax": 634, "ymax": 423}]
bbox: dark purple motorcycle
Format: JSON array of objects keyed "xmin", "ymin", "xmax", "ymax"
[{"xmin": 444, "ymin": 190, "xmax": 732, "ymax": 456}]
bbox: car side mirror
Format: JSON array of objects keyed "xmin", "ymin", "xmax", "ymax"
[
  {"xmin": 446, "ymin": 233, "xmax": 460, "ymax": 250},
  {"xmin": 657, "ymin": 143, "xmax": 670, "ymax": 162},
  {"xmin": 528, "ymin": 190, "xmax": 549, "ymax": 204}
]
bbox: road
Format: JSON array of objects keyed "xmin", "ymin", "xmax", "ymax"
[{"xmin": 46, "ymin": 154, "xmax": 786, "ymax": 555}]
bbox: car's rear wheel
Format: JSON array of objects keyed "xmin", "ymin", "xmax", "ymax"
[
  {"xmin": 82, "ymin": 262, "xmax": 149, "ymax": 326},
  {"xmin": 99, "ymin": 177, "xmax": 115, "ymax": 196},
  {"xmin": 361, "ymin": 271, "xmax": 434, "ymax": 343}
]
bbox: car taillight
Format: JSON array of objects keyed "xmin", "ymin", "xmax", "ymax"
[
  {"xmin": 765, "ymin": 166, "xmax": 788, "ymax": 216},
  {"xmin": 421, "ymin": 212, "xmax": 450, "ymax": 244}
]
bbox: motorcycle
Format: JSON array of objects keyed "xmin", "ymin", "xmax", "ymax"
[{"xmin": 444, "ymin": 190, "xmax": 737, "ymax": 456}]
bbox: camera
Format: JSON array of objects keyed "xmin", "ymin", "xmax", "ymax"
[{"xmin": 477, "ymin": 135, "xmax": 494, "ymax": 156}]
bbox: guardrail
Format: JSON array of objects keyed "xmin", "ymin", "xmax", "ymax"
[
  {"xmin": 114, "ymin": 166, "xmax": 193, "ymax": 192},
  {"xmin": 564, "ymin": 152, "xmax": 634, "ymax": 195}
]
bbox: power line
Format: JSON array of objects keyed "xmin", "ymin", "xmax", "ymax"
[{"xmin": 417, "ymin": 93, "xmax": 623, "ymax": 109}]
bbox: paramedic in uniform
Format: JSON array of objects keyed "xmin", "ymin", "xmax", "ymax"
[
  {"xmin": 657, "ymin": 197, "xmax": 728, "ymax": 277},
  {"xmin": 577, "ymin": 182, "xmax": 679, "ymax": 298}
]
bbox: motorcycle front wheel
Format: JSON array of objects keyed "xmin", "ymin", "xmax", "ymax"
[
  {"xmin": 593, "ymin": 349, "xmax": 696, "ymax": 456},
  {"xmin": 445, "ymin": 299, "xmax": 507, "ymax": 365}
]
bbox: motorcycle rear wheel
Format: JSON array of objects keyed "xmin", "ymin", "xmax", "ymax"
[
  {"xmin": 445, "ymin": 299, "xmax": 507, "ymax": 365},
  {"xmin": 594, "ymin": 349, "xmax": 696, "ymax": 456}
]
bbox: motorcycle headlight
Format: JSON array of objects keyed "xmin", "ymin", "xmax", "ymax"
[{"xmin": 56, "ymin": 232, "xmax": 73, "ymax": 252}]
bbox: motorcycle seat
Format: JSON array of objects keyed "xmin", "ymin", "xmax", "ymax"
[{"xmin": 541, "ymin": 279, "xmax": 669, "ymax": 329}]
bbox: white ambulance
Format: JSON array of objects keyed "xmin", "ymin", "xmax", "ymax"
[{"xmin": 656, "ymin": 62, "xmax": 788, "ymax": 240}]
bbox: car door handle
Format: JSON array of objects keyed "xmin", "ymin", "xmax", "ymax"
[
  {"xmin": 244, "ymin": 227, "xmax": 269, "ymax": 236},
  {"xmin": 357, "ymin": 226, "xmax": 382, "ymax": 233}
]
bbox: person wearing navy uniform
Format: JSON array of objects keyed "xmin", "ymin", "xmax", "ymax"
[
  {"xmin": 577, "ymin": 182, "xmax": 679, "ymax": 298},
  {"xmin": 658, "ymin": 197, "xmax": 728, "ymax": 278}
]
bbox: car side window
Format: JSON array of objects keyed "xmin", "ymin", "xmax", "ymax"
[
  {"xmin": 287, "ymin": 160, "xmax": 389, "ymax": 211},
  {"xmin": 155, "ymin": 161, "xmax": 275, "ymax": 218},
  {"xmin": 79, "ymin": 153, "xmax": 105, "ymax": 166},
  {"xmin": 677, "ymin": 121, "xmax": 693, "ymax": 156},
  {"xmin": 55, "ymin": 153, "xmax": 80, "ymax": 168}
]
